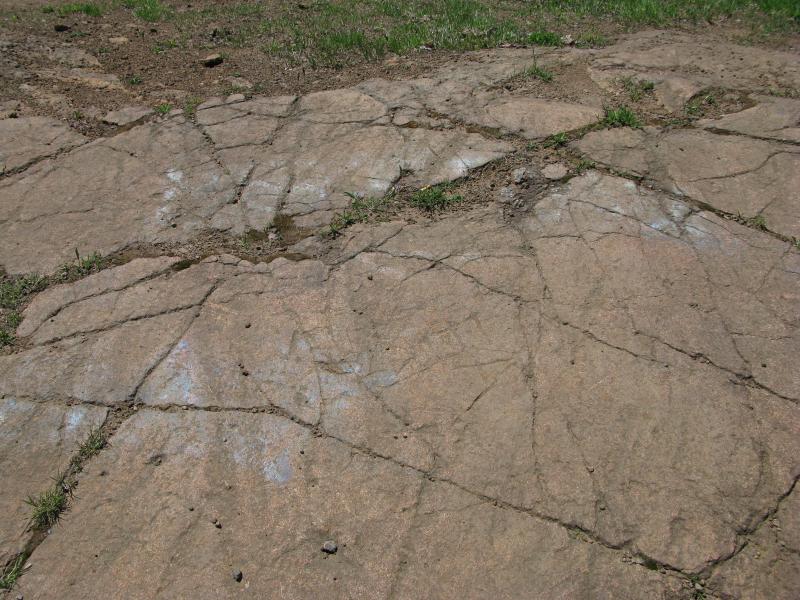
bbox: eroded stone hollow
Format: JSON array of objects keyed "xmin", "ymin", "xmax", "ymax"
[{"xmin": 1, "ymin": 30, "xmax": 799, "ymax": 600}]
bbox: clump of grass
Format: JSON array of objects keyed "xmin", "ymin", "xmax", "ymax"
[
  {"xmin": 0, "ymin": 555, "xmax": 25, "ymax": 590},
  {"xmin": 524, "ymin": 64, "xmax": 553, "ymax": 82},
  {"xmin": 0, "ymin": 274, "xmax": 46, "ymax": 309},
  {"xmin": 153, "ymin": 39, "xmax": 179, "ymax": 53},
  {"xmin": 128, "ymin": 75, "xmax": 143, "ymax": 85},
  {"xmin": 575, "ymin": 158, "xmax": 596, "ymax": 172},
  {"xmin": 54, "ymin": 3, "xmax": 102, "ymax": 17},
  {"xmin": 575, "ymin": 32, "xmax": 610, "ymax": 48},
  {"xmin": 25, "ymin": 483, "xmax": 67, "ymax": 531},
  {"xmin": 542, "ymin": 132, "xmax": 569, "ymax": 148},
  {"xmin": 528, "ymin": 30, "xmax": 562, "ymax": 46},
  {"xmin": 0, "ymin": 328, "xmax": 14, "ymax": 347},
  {"xmin": 620, "ymin": 76, "xmax": 654, "ymax": 101},
  {"xmin": 154, "ymin": 103, "xmax": 172, "ymax": 115},
  {"xmin": 603, "ymin": 105, "xmax": 641, "ymax": 128},
  {"xmin": 123, "ymin": 0, "xmax": 170, "ymax": 22},
  {"xmin": 56, "ymin": 251, "xmax": 105, "ymax": 281},
  {"xmin": 77, "ymin": 427, "xmax": 107, "ymax": 461},
  {"xmin": 744, "ymin": 214, "xmax": 768, "ymax": 230},
  {"xmin": 184, "ymin": 96, "xmax": 202, "ymax": 116},
  {"xmin": 409, "ymin": 184, "xmax": 462, "ymax": 212},
  {"xmin": 329, "ymin": 192, "xmax": 392, "ymax": 235},
  {"xmin": 686, "ymin": 91, "xmax": 719, "ymax": 116}
]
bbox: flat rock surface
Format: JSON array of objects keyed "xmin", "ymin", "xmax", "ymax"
[
  {"xmin": 1, "ymin": 30, "xmax": 799, "ymax": 600},
  {"xmin": 0, "ymin": 398, "xmax": 107, "ymax": 565},
  {"xmin": 0, "ymin": 116, "xmax": 85, "ymax": 174}
]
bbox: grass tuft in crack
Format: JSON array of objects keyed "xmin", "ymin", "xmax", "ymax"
[
  {"xmin": 603, "ymin": 105, "xmax": 641, "ymax": 128},
  {"xmin": 542, "ymin": 132, "xmax": 569, "ymax": 148},
  {"xmin": 620, "ymin": 76, "xmax": 654, "ymax": 101},
  {"xmin": 0, "ymin": 555, "xmax": 25, "ymax": 590},
  {"xmin": 523, "ymin": 64, "xmax": 553, "ymax": 82},
  {"xmin": 77, "ymin": 427, "xmax": 107, "ymax": 461},
  {"xmin": 25, "ymin": 479, "xmax": 68, "ymax": 531},
  {"xmin": 329, "ymin": 191, "xmax": 393, "ymax": 236},
  {"xmin": 409, "ymin": 184, "xmax": 462, "ymax": 212}
]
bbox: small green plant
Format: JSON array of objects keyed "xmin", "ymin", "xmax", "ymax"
[
  {"xmin": 686, "ymin": 92, "xmax": 719, "ymax": 116},
  {"xmin": 41, "ymin": 5, "xmax": 55, "ymax": 13},
  {"xmin": 0, "ymin": 274, "xmax": 46, "ymax": 309},
  {"xmin": 77, "ymin": 427, "xmax": 107, "ymax": 461},
  {"xmin": 329, "ymin": 192, "xmax": 392, "ymax": 235},
  {"xmin": 56, "ymin": 251, "xmax": 105, "ymax": 281},
  {"xmin": 128, "ymin": 75, "xmax": 143, "ymax": 85},
  {"xmin": 524, "ymin": 64, "xmax": 553, "ymax": 82},
  {"xmin": 25, "ymin": 484, "xmax": 67, "ymax": 530},
  {"xmin": 793, "ymin": 237, "xmax": 800, "ymax": 250},
  {"xmin": 747, "ymin": 214, "xmax": 767, "ymax": 230},
  {"xmin": 155, "ymin": 103, "xmax": 172, "ymax": 115},
  {"xmin": 409, "ymin": 185, "xmax": 462, "ymax": 212},
  {"xmin": 153, "ymin": 39, "xmax": 179, "ymax": 53},
  {"xmin": 542, "ymin": 132, "xmax": 569, "ymax": 148},
  {"xmin": 575, "ymin": 159, "xmax": 596, "ymax": 172},
  {"xmin": 0, "ymin": 327, "xmax": 14, "ymax": 347},
  {"xmin": 0, "ymin": 554, "xmax": 25, "ymax": 590},
  {"xmin": 603, "ymin": 106, "xmax": 641, "ymax": 128},
  {"xmin": 575, "ymin": 32, "xmax": 609, "ymax": 48},
  {"xmin": 6, "ymin": 311, "xmax": 21, "ymax": 328},
  {"xmin": 184, "ymin": 96, "xmax": 202, "ymax": 116},
  {"xmin": 620, "ymin": 76, "xmax": 654, "ymax": 101},
  {"xmin": 123, "ymin": 0, "xmax": 170, "ymax": 21},
  {"xmin": 528, "ymin": 30, "xmax": 562, "ymax": 46},
  {"xmin": 56, "ymin": 2, "xmax": 102, "ymax": 17}
]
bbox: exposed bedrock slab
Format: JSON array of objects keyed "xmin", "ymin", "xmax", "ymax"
[
  {"xmin": 708, "ymin": 484, "xmax": 800, "ymax": 600},
  {"xmin": 202, "ymin": 92, "xmax": 513, "ymax": 230},
  {"xmin": 3, "ymin": 260, "xmax": 246, "ymax": 402},
  {"xmin": 0, "ymin": 118, "xmax": 237, "ymax": 275},
  {"xmin": 0, "ymin": 115, "xmax": 85, "ymax": 174},
  {"xmin": 0, "ymin": 398, "xmax": 107, "ymax": 565},
  {"xmin": 572, "ymin": 127, "xmax": 800, "ymax": 238},
  {"xmin": 699, "ymin": 95, "xmax": 800, "ymax": 142},
  {"xmin": 17, "ymin": 409, "xmax": 424, "ymax": 600},
  {"xmin": 392, "ymin": 481, "xmax": 689, "ymax": 599},
  {"xmin": 4, "ymin": 173, "xmax": 799, "ymax": 593},
  {"xmin": 588, "ymin": 30, "xmax": 800, "ymax": 111}
]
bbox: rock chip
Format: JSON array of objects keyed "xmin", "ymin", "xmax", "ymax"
[{"xmin": 202, "ymin": 54, "xmax": 223, "ymax": 67}]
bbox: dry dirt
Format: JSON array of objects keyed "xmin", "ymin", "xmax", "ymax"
[{"xmin": 1, "ymin": 16, "xmax": 799, "ymax": 600}]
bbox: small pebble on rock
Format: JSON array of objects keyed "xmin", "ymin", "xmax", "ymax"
[
  {"xmin": 233, "ymin": 570, "xmax": 243, "ymax": 582},
  {"xmin": 322, "ymin": 540, "xmax": 338, "ymax": 554}
]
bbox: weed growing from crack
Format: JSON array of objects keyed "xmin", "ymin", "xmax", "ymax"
[
  {"xmin": 77, "ymin": 427, "xmax": 107, "ymax": 461},
  {"xmin": 686, "ymin": 92, "xmax": 719, "ymax": 117},
  {"xmin": 620, "ymin": 76, "xmax": 654, "ymax": 101},
  {"xmin": 575, "ymin": 158, "xmax": 596, "ymax": 172},
  {"xmin": 56, "ymin": 251, "xmax": 105, "ymax": 282},
  {"xmin": 603, "ymin": 105, "xmax": 641, "ymax": 128},
  {"xmin": 329, "ymin": 192, "xmax": 393, "ymax": 236},
  {"xmin": 409, "ymin": 184, "xmax": 462, "ymax": 212},
  {"xmin": 184, "ymin": 96, "xmax": 202, "ymax": 116},
  {"xmin": 745, "ymin": 213, "xmax": 768, "ymax": 230},
  {"xmin": 155, "ymin": 103, "xmax": 173, "ymax": 115},
  {"xmin": 542, "ymin": 132, "xmax": 569, "ymax": 148},
  {"xmin": 0, "ymin": 555, "xmax": 25, "ymax": 590},
  {"xmin": 524, "ymin": 64, "xmax": 553, "ymax": 82},
  {"xmin": 0, "ymin": 274, "xmax": 46, "ymax": 309},
  {"xmin": 25, "ymin": 480, "xmax": 68, "ymax": 531}
]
